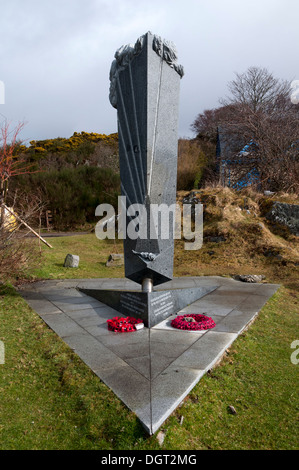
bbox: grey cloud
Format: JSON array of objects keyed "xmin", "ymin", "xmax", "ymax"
[{"xmin": 0, "ymin": 0, "xmax": 298, "ymax": 143}]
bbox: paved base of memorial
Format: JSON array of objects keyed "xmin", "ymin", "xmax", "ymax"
[
  {"xmin": 19, "ymin": 276, "xmax": 279, "ymax": 435},
  {"xmin": 78, "ymin": 285, "xmax": 219, "ymax": 328}
]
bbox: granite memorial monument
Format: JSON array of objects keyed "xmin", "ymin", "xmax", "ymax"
[{"xmin": 80, "ymin": 32, "xmax": 217, "ymax": 327}]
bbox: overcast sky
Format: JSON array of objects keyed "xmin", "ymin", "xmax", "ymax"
[{"xmin": 0, "ymin": 0, "xmax": 298, "ymax": 144}]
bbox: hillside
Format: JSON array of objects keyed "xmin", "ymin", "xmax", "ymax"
[{"xmin": 175, "ymin": 187, "xmax": 299, "ymax": 290}]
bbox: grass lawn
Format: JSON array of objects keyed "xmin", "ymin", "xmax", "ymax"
[{"xmin": 0, "ymin": 232, "xmax": 298, "ymax": 450}]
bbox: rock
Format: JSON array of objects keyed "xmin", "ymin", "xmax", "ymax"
[
  {"xmin": 233, "ymin": 274, "xmax": 265, "ymax": 283},
  {"xmin": 157, "ymin": 431, "xmax": 166, "ymax": 446},
  {"xmin": 182, "ymin": 192, "xmax": 202, "ymax": 221},
  {"xmin": 206, "ymin": 235, "xmax": 226, "ymax": 243},
  {"xmin": 64, "ymin": 254, "xmax": 79, "ymax": 268},
  {"xmin": 106, "ymin": 253, "xmax": 124, "ymax": 267},
  {"xmin": 264, "ymin": 190, "xmax": 275, "ymax": 196},
  {"xmin": 182, "ymin": 195, "xmax": 200, "ymax": 205},
  {"xmin": 263, "ymin": 248, "xmax": 280, "ymax": 258},
  {"xmin": 228, "ymin": 405, "xmax": 237, "ymax": 415},
  {"xmin": 266, "ymin": 202, "xmax": 299, "ymax": 236}
]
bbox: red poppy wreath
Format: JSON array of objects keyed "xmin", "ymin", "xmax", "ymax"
[
  {"xmin": 107, "ymin": 316, "xmax": 143, "ymax": 332},
  {"xmin": 171, "ymin": 314, "xmax": 216, "ymax": 331}
]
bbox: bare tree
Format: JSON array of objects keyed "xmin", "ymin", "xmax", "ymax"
[
  {"xmin": 221, "ymin": 69, "xmax": 299, "ymax": 191},
  {"xmin": 1, "ymin": 121, "xmax": 28, "ymax": 225},
  {"xmin": 223, "ymin": 66, "xmax": 291, "ymax": 113},
  {"xmin": 0, "ymin": 121, "xmax": 46, "ymax": 281},
  {"xmin": 191, "ymin": 105, "xmax": 236, "ymax": 141},
  {"xmin": 0, "ymin": 120, "xmax": 41, "ymax": 224},
  {"xmin": 192, "ymin": 67, "xmax": 299, "ymax": 192}
]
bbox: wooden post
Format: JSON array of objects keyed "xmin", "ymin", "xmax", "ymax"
[{"xmin": 46, "ymin": 210, "xmax": 53, "ymax": 231}]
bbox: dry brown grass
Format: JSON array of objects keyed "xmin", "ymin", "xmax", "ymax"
[
  {"xmin": 177, "ymin": 139, "xmax": 207, "ymax": 190},
  {"xmin": 0, "ymin": 235, "xmax": 41, "ymax": 282},
  {"xmin": 175, "ymin": 186, "xmax": 299, "ymax": 289}
]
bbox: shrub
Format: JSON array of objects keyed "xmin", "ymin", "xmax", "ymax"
[
  {"xmin": 13, "ymin": 166, "xmax": 120, "ymax": 230},
  {"xmin": 0, "ymin": 234, "xmax": 41, "ymax": 282},
  {"xmin": 177, "ymin": 139, "xmax": 207, "ymax": 190}
]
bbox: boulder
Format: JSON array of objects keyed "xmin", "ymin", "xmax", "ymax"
[
  {"xmin": 233, "ymin": 274, "xmax": 265, "ymax": 283},
  {"xmin": 106, "ymin": 253, "xmax": 124, "ymax": 267},
  {"xmin": 266, "ymin": 202, "xmax": 299, "ymax": 236},
  {"xmin": 205, "ymin": 235, "xmax": 226, "ymax": 243},
  {"xmin": 64, "ymin": 254, "xmax": 79, "ymax": 268}
]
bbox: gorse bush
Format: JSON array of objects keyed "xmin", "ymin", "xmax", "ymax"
[
  {"xmin": 23, "ymin": 132, "xmax": 118, "ymax": 157},
  {"xmin": 13, "ymin": 132, "xmax": 119, "ymax": 173},
  {"xmin": 7, "ymin": 131, "xmax": 119, "ymax": 230},
  {"xmin": 13, "ymin": 166, "xmax": 120, "ymax": 230}
]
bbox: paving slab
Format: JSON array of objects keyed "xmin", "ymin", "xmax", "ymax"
[
  {"xmin": 150, "ymin": 365, "xmax": 206, "ymax": 433},
  {"xmin": 18, "ymin": 276, "xmax": 280, "ymax": 435}
]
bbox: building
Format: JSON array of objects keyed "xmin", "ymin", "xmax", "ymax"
[{"xmin": 216, "ymin": 127, "xmax": 260, "ymax": 189}]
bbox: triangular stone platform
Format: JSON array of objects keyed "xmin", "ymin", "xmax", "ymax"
[{"xmin": 18, "ymin": 276, "xmax": 280, "ymax": 435}]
